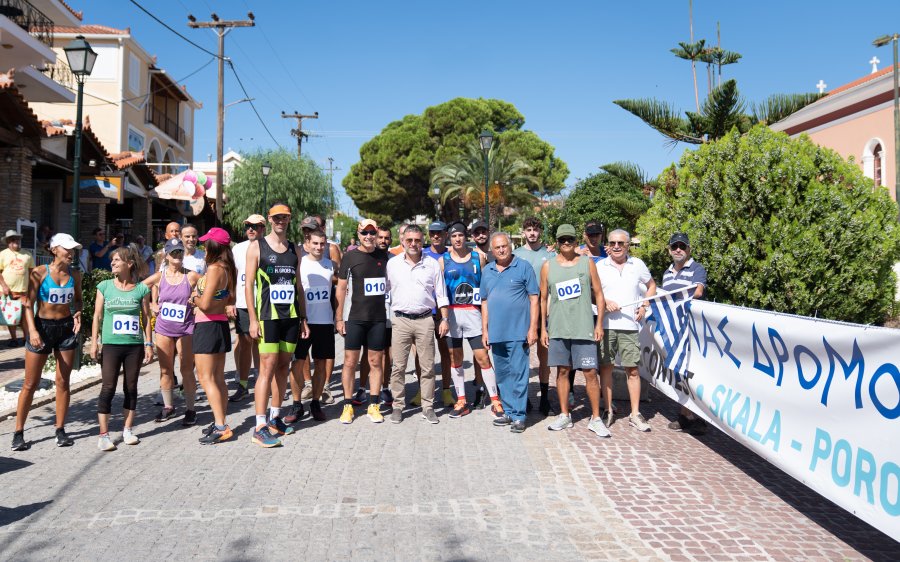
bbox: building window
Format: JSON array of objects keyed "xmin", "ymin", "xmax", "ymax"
[
  {"xmin": 874, "ymin": 143, "xmax": 883, "ymax": 187},
  {"xmin": 863, "ymin": 138, "xmax": 887, "ymax": 188},
  {"xmin": 128, "ymin": 53, "xmax": 140, "ymax": 94}
]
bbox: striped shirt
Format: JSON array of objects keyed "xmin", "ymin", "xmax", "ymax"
[{"xmin": 661, "ymin": 258, "xmax": 707, "ymax": 300}]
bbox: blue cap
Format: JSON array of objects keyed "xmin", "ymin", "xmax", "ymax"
[
  {"xmin": 164, "ymin": 238, "xmax": 185, "ymax": 254},
  {"xmin": 428, "ymin": 221, "xmax": 447, "ymax": 232}
]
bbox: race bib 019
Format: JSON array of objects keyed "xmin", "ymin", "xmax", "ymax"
[
  {"xmin": 112, "ymin": 314, "xmax": 140, "ymax": 336},
  {"xmin": 555, "ymin": 278, "xmax": 582, "ymax": 301},
  {"xmin": 270, "ymin": 285, "xmax": 295, "ymax": 305},
  {"xmin": 305, "ymin": 287, "xmax": 330, "ymax": 303},
  {"xmin": 364, "ymin": 277, "xmax": 386, "ymax": 296},
  {"xmin": 159, "ymin": 303, "xmax": 187, "ymax": 323},
  {"xmin": 47, "ymin": 287, "xmax": 74, "ymax": 305}
]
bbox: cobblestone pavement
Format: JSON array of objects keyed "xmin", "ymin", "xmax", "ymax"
[{"xmin": 0, "ymin": 335, "xmax": 895, "ymax": 561}]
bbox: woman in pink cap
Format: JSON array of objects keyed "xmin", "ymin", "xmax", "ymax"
[{"xmin": 190, "ymin": 227, "xmax": 237, "ymax": 444}]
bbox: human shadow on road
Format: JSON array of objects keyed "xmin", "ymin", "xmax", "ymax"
[
  {"xmin": 0, "ymin": 455, "xmax": 32, "ymax": 476},
  {"xmin": 0, "ymin": 500, "xmax": 53, "ymax": 528}
]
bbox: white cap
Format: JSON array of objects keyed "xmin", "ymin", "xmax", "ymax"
[{"xmin": 49, "ymin": 233, "xmax": 82, "ymax": 251}]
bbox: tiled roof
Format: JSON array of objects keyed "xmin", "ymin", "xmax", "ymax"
[
  {"xmin": 51, "ymin": 25, "xmax": 130, "ymax": 35},
  {"xmin": 829, "ymin": 65, "xmax": 894, "ymax": 96},
  {"xmin": 109, "ymin": 151, "xmax": 146, "ymax": 169},
  {"xmin": 59, "ymin": 0, "xmax": 84, "ymax": 21}
]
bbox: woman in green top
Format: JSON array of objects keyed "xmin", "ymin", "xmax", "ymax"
[{"xmin": 90, "ymin": 246, "xmax": 152, "ymax": 452}]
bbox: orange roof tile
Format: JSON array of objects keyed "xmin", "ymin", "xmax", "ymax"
[
  {"xmin": 59, "ymin": 0, "xmax": 84, "ymax": 21},
  {"xmin": 829, "ymin": 65, "xmax": 895, "ymax": 96},
  {"xmin": 51, "ymin": 25, "xmax": 129, "ymax": 35},
  {"xmin": 110, "ymin": 151, "xmax": 146, "ymax": 169}
]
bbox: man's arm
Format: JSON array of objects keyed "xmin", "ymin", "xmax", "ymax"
[
  {"xmin": 588, "ymin": 261, "xmax": 605, "ymax": 341},
  {"xmin": 637, "ymin": 278, "xmax": 657, "ymax": 322},
  {"xmin": 539, "ymin": 261, "xmax": 550, "ymax": 347},
  {"xmin": 527, "ymin": 294, "xmax": 539, "ymax": 347},
  {"xmin": 481, "ymin": 296, "xmax": 490, "ymax": 351},
  {"xmin": 244, "ymin": 241, "xmax": 260, "ymax": 338}
]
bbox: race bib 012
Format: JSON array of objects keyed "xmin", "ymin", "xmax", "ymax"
[{"xmin": 305, "ymin": 287, "xmax": 330, "ymax": 303}]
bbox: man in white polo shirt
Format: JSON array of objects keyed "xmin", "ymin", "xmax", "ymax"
[{"xmin": 595, "ymin": 228, "xmax": 656, "ymax": 432}]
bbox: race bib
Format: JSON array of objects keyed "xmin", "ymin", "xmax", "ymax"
[
  {"xmin": 364, "ymin": 277, "xmax": 386, "ymax": 296},
  {"xmin": 305, "ymin": 287, "xmax": 330, "ymax": 303},
  {"xmin": 472, "ymin": 287, "xmax": 481, "ymax": 304},
  {"xmin": 270, "ymin": 285, "xmax": 295, "ymax": 304},
  {"xmin": 112, "ymin": 314, "xmax": 140, "ymax": 336},
  {"xmin": 159, "ymin": 303, "xmax": 187, "ymax": 323},
  {"xmin": 47, "ymin": 287, "xmax": 74, "ymax": 305},
  {"xmin": 555, "ymin": 278, "xmax": 582, "ymax": 301}
]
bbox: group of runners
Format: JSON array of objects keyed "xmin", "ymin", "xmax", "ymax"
[{"xmin": 10, "ymin": 201, "xmax": 706, "ymax": 451}]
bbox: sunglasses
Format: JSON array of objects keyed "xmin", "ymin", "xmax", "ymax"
[
  {"xmin": 670, "ymin": 242, "xmax": 688, "ymax": 251},
  {"xmin": 168, "ymin": 250, "xmax": 184, "ymax": 258},
  {"xmin": 608, "ymin": 241, "xmax": 628, "ymax": 247},
  {"xmin": 271, "ymin": 215, "xmax": 290, "ymax": 222},
  {"xmin": 359, "ymin": 230, "xmax": 377, "ymax": 236},
  {"xmin": 245, "ymin": 223, "xmax": 264, "ymax": 230},
  {"xmin": 557, "ymin": 236, "xmax": 576, "ymax": 245}
]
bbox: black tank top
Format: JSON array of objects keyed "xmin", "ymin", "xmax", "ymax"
[{"xmin": 255, "ymin": 237, "xmax": 298, "ymax": 320}]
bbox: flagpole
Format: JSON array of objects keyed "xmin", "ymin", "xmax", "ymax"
[{"xmin": 618, "ymin": 284, "xmax": 699, "ymax": 310}]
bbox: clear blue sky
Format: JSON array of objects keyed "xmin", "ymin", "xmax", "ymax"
[{"xmin": 79, "ymin": 0, "xmax": 900, "ymax": 218}]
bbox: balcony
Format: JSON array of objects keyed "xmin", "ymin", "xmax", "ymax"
[
  {"xmin": 0, "ymin": 0, "xmax": 54, "ymax": 50},
  {"xmin": 145, "ymin": 104, "xmax": 185, "ymax": 146},
  {"xmin": 38, "ymin": 59, "xmax": 75, "ymax": 91}
]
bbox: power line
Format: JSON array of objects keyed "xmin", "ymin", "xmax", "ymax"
[
  {"xmin": 75, "ymin": 57, "xmax": 216, "ymax": 106},
  {"xmin": 128, "ymin": 0, "xmax": 222, "ymax": 59},
  {"xmin": 228, "ymin": 61, "xmax": 283, "ymax": 150}
]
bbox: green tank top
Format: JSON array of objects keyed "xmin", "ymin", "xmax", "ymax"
[
  {"xmin": 98, "ymin": 279, "xmax": 149, "ymax": 345},
  {"xmin": 547, "ymin": 256, "xmax": 594, "ymax": 340}
]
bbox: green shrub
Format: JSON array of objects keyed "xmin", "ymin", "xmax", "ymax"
[
  {"xmin": 634, "ymin": 125, "xmax": 900, "ymax": 324},
  {"xmin": 80, "ymin": 267, "xmax": 113, "ymax": 339}
]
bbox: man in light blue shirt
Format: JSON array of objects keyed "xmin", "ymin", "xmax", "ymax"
[{"xmin": 481, "ymin": 232, "xmax": 539, "ymax": 433}]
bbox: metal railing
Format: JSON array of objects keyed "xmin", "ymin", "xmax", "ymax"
[
  {"xmin": 145, "ymin": 104, "xmax": 186, "ymax": 146},
  {"xmin": 0, "ymin": 0, "xmax": 54, "ymax": 50},
  {"xmin": 38, "ymin": 59, "xmax": 76, "ymax": 91}
]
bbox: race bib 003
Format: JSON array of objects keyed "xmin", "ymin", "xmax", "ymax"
[
  {"xmin": 270, "ymin": 285, "xmax": 295, "ymax": 304},
  {"xmin": 112, "ymin": 314, "xmax": 140, "ymax": 336},
  {"xmin": 159, "ymin": 303, "xmax": 187, "ymax": 323},
  {"xmin": 555, "ymin": 278, "xmax": 582, "ymax": 301},
  {"xmin": 364, "ymin": 277, "xmax": 386, "ymax": 296}
]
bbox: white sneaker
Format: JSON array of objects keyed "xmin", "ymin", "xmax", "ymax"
[
  {"xmin": 122, "ymin": 430, "xmax": 140, "ymax": 445},
  {"xmin": 98, "ymin": 434, "xmax": 117, "ymax": 451},
  {"xmin": 588, "ymin": 416, "xmax": 611, "ymax": 438},
  {"xmin": 547, "ymin": 413, "xmax": 573, "ymax": 431},
  {"xmin": 629, "ymin": 413, "xmax": 651, "ymax": 432}
]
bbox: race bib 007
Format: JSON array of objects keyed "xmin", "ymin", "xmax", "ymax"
[{"xmin": 270, "ymin": 285, "xmax": 295, "ymax": 304}]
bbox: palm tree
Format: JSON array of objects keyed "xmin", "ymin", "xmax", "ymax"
[{"xmin": 431, "ymin": 141, "xmax": 538, "ymax": 226}]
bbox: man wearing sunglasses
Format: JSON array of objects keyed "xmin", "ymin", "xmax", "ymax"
[
  {"xmin": 228, "ymin": 214, "xmax": 265, "ymax": 403},
  {"xmin": 662, "ymin": 232, "xmax": 708, "ymax": 435},
  {"xmin": 578, "ymin": 219, "xmax": 607, "ymax": 262},
  {"xmin": 541, "ymin": 224, "xmax": 608, "ymax": 436},
  {"xmin": 335, "ymin": 219, "xmax": 391, "ymax": 424},
  {"xmin": 596, "ymin": 229, "xmax": 656, "ymax": 433}
]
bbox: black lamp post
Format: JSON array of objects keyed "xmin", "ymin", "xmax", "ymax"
[
  {"xmin": 261, "ymin": 161, "xmax": 272, "ymax": 214},
  {"xmin": 63, "ymin": 35, "xmax": 97, "ymax": 259},
  {"xmin": 431, "ymin": 183, "xmax": 441, "ymax": 220},
  {"xmin": 874, "ymin": 33, "xmax": 900, "ymax": 215},
  {"xmin": 479, "ymin": 130, "xmax": 493, "ymax": 228}
]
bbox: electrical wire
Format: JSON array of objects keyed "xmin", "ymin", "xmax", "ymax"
[
  {"xmin": 226, "ymin": 60, "xmax": 283, "ymax": 150},
  {"xmin": 73, "ymin": 57, "xmax": 216, "ymax": 107},
  {"xmin": 128, "ymin": 0, "xmax": 222, "ymax": 60}
]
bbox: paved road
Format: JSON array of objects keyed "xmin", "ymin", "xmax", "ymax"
[{"xmin": 0, "ymin": 333, "xmax": 895, "ymax": 561}]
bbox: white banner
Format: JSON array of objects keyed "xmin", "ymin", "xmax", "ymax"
[{"xmin": 639, "ymin": 300, "xmax": 900, "ymax": 541}]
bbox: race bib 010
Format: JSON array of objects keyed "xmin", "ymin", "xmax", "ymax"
[
  {"xmin": 555, "ymin": 278, "xmax": 582, "ymax": 301},
  {"xmin": 364, "ymin": 277, "xmax": 386, "ymax": 296}
]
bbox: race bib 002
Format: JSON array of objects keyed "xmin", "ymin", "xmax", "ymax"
[
  {"xmin": 47, "ymin": 287, "xmax": 74, "ymax": 305},
  {"xmin": 270, "ymin": 285, "xmax": 295, "ymax": 305},
  {"xmin": 112, "ymin": 314, "xmax": 140, "ymax": 336},
  {"xmin": 555, "ymin": 278, "xmax": 582, "ymax": 301},
  {"xmin": 159, "ymin": 303, "xmax": 187, "ymax": 323},
  {"xmin": 364, "ymin": 277, "xmax": 386, "ymax": 296}
]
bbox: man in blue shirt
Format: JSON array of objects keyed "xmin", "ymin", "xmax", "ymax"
[
  {"xmin": 481, "ymin": 232, "xmax": 539, "ymax": 433},
  {"xmin": 423, "ymin": 220, "xmax": 454, "ymax": 407}
]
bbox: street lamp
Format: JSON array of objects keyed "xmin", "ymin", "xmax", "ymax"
[
  {"xmin": 261, "ymin": 161, "xmax": 272, "ymax": 213},
  {"xmin": 63, "ymin": 35, "xmax": 97, "ymax": 259},
  {"xmin": 479, "ymin": 130, "xmax": 493, "ymax": 228},
  {"xmin": 874, "ymin": 33, "xmax": 900, "ymax": 214},
  {"xmin": 431, "ymin": 183, "xmax": 441, "ymax": 220}
]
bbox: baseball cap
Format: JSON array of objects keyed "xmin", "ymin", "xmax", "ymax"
[
  {"xmin": 199, "ymin": 227, "xmax": 231, "ymax": 246},
  {"xmin": 447, "ymin": 221, "xmax": 466, "ymax": 236},
  {"xmin": 584, "ymin": 220, "xmax": 603, "ymax": 235},
  {"xmin": 358, "ymin": 218, "xmax": 378, "ymax": 231},
  {"xmin": 471, "ymin": 219, "xmax": 489, "ymax": 232},
  {"xmin": 4, "ymin": 229, "xmax": 20, "ymax": 241},
  {"xmin": 669, "ymin": 232, "xmax": 690, "ymax": 247},
  {"xmin": 555, "ymin": 224, "xmax": 577, "ymax": 238},
  {"xmin": 164, "ymin": 238, "xmax": 185, "ymax": 254},
  {"xmin": 243, "ymin": 214, "xmax": 266, "ymax": 225},
  {"xmin": 428, "ymin": 221, "xmax": 447, "ymax": 232},
  {"xmin": 268, "ymin": 204, "xmax": 291, "ymax": 217},
  {"xmin": 49, "ymin": 233, "xmax": 82, "ymax": 251},
  {"xmin": 301, "ymin": 216, "xmax": 319, "ymax": 230}
]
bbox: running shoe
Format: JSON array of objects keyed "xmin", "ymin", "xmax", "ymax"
[
  {"xmin": 351, "ymin": 388, "xmax": 368, "ymax": 406},
  {"xmin": 182, "ymin": 410, "xmax": 198, "ymax": 427},
  {"xmin": 492, "ymin": 415, "xmax": 512, "ymax": 426},
  {"xmin": 688, "ymin": 418, "xmax": 708, "ymax": 436},
  {"xmin": 321, "ymin": 388, "xmax": 335, "ymax": 404},
  {"xmin": 490, "ymin": 400, "xmax": 505, "ymax": 419},
  {"xmin": 472, "ymin": 386, "xmax": 485, "ymax": 409},
  {"xmin": 526, "ymin": 399, "xmax": 533, "ymax": 413},
  {"xmin": 409, "ymin": 390, "xmax": 422, "ymax": 407},
  {"xmin": 390, "ymin": 409, "xmax": 402, "ymax": 424},
  {"xmin": 11, "ymin": 431, "xmax": 29, "ymax": 451},
  {"xmin": 602, "ymin": 409, "xmax": 615, "ymax": 428},
  {"xmin": 588, "ymin": 416, "xmax": 612, "ymax": 438},
  {"xmin": 55, "ymin": 428, "xmax": 74, "ymax": 447},
  {"xmin": 448, "ymin": 399, "xmax": 470, "ymax": 419},
  {"xmin": 629, "ymin": 413, "xmax": 651, "ymax": 432},
  {"xmin": 122, "ymin": 430, "xmax": 140, "ymax": 445},
  {"xmin": 547, "ymin": 413, "xmax": 574, "ymax": 431},
  {"xmin": 97, "ymin": 434, "xmax": 116, "ymax": 452},
  {"xmin": 309, "ymin": 400, "xmax": 326, "ymax": 422},
  {"xmin": 201, "ymin": 422, "xmax": 216, "ymax": 437},
  {"xmin": 366, "ymin": 403, "xmax": 384, "ymax": 423},
  {"xmin": 380, "ymin": 388, "xmax": 394, "ymax": 406},
  {"xmin": 199, "ymin": 425, "xmax": 234, "ymax": 445},
  {"xmin": 155, "ymin": 406, "xmax": 176, "ymax": 423},
  {"xmin": 339, "ymin": 404, "xmax": 354, "ymax": 424},
  {"xmin": 282, "ymin": 403, "xmax": 304, "ymax": 424},
  {"xmin": 300, "ymin": 384, "xmax": 313, "ymax": 400},
  {"xmin": 442, "ymin": 389, "xmax": 455, "ymax": 408},
  {"xmin": 268, "ymin": 416, "xmax": 295, "ymax": 436},
  {"xmin": 228, "ymin": 385, "xmax": 249, "ymax": 402},
  {"xmin": 510, "ymin": 420, "xmax": 526, "ymax": 433},
  {"xmin": 667, "ymin": 414, "xmax": 693, "ymax": 432},
  {"xmin": 421, "ymin": 409, "xmax": 439, "ymax": 424},
  {"xmin": 251, "ymin": 425, "xmax": 281, "ymax": 448}
]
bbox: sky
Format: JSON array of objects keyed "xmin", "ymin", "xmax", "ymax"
[{"xmin": 75, "ymin": 0, "xmax": 900, "ymax": 218}]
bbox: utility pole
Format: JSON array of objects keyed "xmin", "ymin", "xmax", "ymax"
[
  {"xmin": 282, "ymin": 111, "xmax": 319, "ymax": 157},
  {"xmin": 188, "ymin": 12, "xmax": 255, "ymax": 223},
  {"xmin": 325, "ymin": 157, "xmax": 341, "ymax": 213}
]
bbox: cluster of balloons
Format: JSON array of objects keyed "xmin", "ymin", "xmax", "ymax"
[{"xmin": 176, "ymin": 170, "xmax": 213, "ymax": 199}]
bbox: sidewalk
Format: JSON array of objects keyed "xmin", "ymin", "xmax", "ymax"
[{"xmin": 0, "ymin": 333, "xmax": 895, "ymax": 560}]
